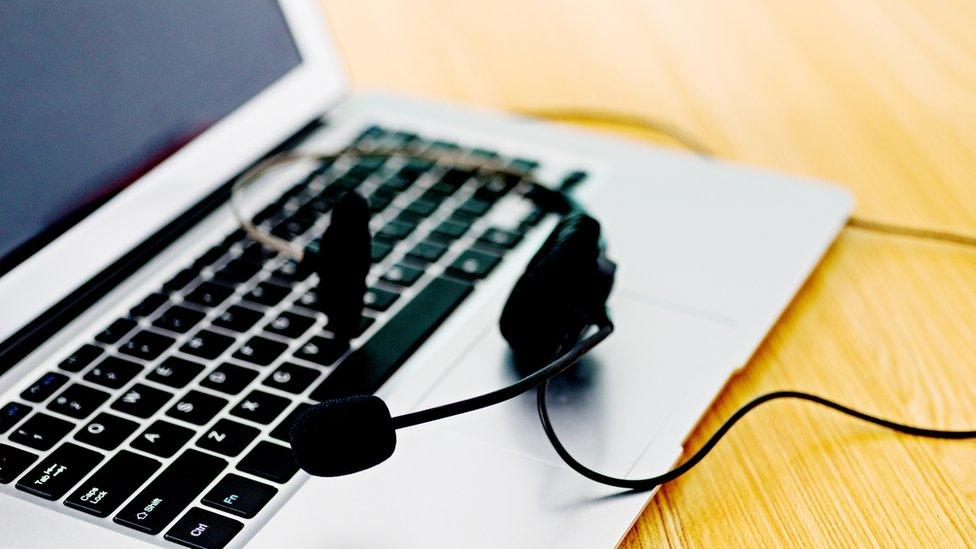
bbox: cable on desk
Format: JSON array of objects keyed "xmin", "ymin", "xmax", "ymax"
[{"xmin": 516, "ymin": 107, "xmax": 976, "ymax": 251}]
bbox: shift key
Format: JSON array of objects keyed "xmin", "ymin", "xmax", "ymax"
[
  {"xmin": 114, "ymin": 449, "xmax": 226, "ymax": 535},
  {"xmin": 65, "ymin": 450, "xmax": 161, "ymax": 517}
]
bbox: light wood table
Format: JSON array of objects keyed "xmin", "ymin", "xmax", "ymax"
[{"xmin": 320, "ymin": 1, "xmax": 976, "ymax": 545}]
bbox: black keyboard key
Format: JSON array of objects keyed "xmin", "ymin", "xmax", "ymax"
[
  {"xmin": 457, "ymin": 198, "xmax": 491, "ymax": 217},
  {"xmin": 272, "ymin": 258, "xmax": 312, "ymax": 283},
  {"xmin": 212, "ymin": 259, "xmax": 263, "ymax": 286},
  {"xmin": 185, "ymin": 282, "xmax": 234, "ymax": 309},
  {"xmin": 163, "ymin": 269, "xmax": 197, "ymax": 293},
  {"xmin": 264, "ymin": 311, "xmax": 316, "ymax": 339},
  {"xmin": 407, "ymin": 241, "xmax": 448, "ymax": 263},
  {"xmin": 9, "ymin": 412, "xmax": 74, "ymax": 451},
  {"xmin": 377, "ymin": 220, "xmax": 413, "ymax": 241},
  {"xmin": 293, "ymin": 335, "xmax": 347, "ymax": 366},
  {"xmin": 84, "ymin": 356, "xmax": 143, "ymax": 389},
  {"xmin": 310, "ymin": 277, "xmax": 472, "ymax": 401},
  {"xmin": 355, "ymin": 124, "xmax": 384, "ymax": 142},
  {"xmin": 119, "ymin": 330, "xmax": 176, "ymax": 361},
  {"xmin": 0, "ymin": 402, "xmax": 31, "ymax": 434},
  {"xmin": 202, "ymin": 473, "xmax": 277, "ymax": 519},
  {"xmin": 200, "ymin": 363, "xmax": 258, "ymax": 395},
  {"xmin": 131, "ymin": 420, "xmax": 195, "ymax": 458},
  {"xmin": 147, "ymin": 356, "xmax": 206, "ymax": 389},
  {"xmin": 115, "ymin": 450, "xmax": 227, "ymax": 535},
  {"xmin": 431, "ymin": 219, "xmax": 469, "ymax": 240},
  {"xmin": 371, "ymin": 241, "xmax": 393, "ymax": 263},
  {"xmin": 479, "ymin": 227, "xmax": 522, "ymax": 249},
  {"xmin": 131, "ymin": 293, "xmax": 169, "ymax": 318},
  {"xmin": 509, "ymin": 157, "xmax": 539, "ymax": 172},
  {"xmin": 165, "ymin": 507, "xmax": 244, "ymax": 549},
  {"xmin": 0, "ymin": 443, "xmax": 37, "ymax": 484},
  {"xmin": 48, "ymin": 384, "xmax": 110, "ymax": 419},
  {"xmin": 95, "ymin": 318, "xmax": 137, "ymax": 344},
  {"xmin": 239, "ymin": 241, "xmax": 277, "ymax": 265},
  {"xmin": 20, "ymin": 372, "xmax": 68, "ymax": 402},
  {"xmin": 212, "ymin": 305, "xmax": 263, "ymax": 333},
  {"xmin": 269, "ymin": 403, "xmax": 312, "ymax": 442},
  {"xmin": 111, "ymin": 384, "xmax": 173, "ymax": 418},
  {"xmin": 193, "ymin": 246, "xmax": 227, "ymax": 270},
  {"xmin": 196, "ymin": 419, "xmax": 259, "ymax": 457},
  {"xmin": 75, "ymin": 413, "xmax": 139, "ymax": 451},
  {"xmin": 382, "ymin": 263, "xmax": 423, "ymax": 287},
  {"xmin": 271, "ymin": 216, "xmax": 313, "ymax": 240},
  {"xmin": 263, "ymin": 363, "xmax": 319, "ymax": 394},
  {"xmin": 448, "ymin": 249, "xmax": 501, "ymax": 280},
  {"xmin": 154, "ymin": 305, "xmax": 207, "ymax": 334},
  {"xmin": 357, "ymin": 315, "xmax": 376, "ymax": 336},
  {"xmin": 242, "ymin": 281, "xmax": 291, "ymax": 307},
  {"xmin": 296, "ymin": 289, "xmax": 319, "ymax": 310},
  {"xmin": 64, "ymin": 450, "xmax": 160, "ymax": 518},
  {"xmin": 560, "ymin": 169, "xmax": 588, "ymax": 190},
  {"xmin": 16, "ymin": 442, "xmax": 102, "ymax": 500},
  {"xmin": 229, "ymin": 390, "xmax": 289, "ymax": 425},
  {"xmin": 181, "ymin": 329, "xmax": 236, "ymax": 360},
  {"xmin": 363, "ymin": 287, "xmax": 399, "ymax": 312},
  {"xmin": 405, "ymin": 198, "xmax": 438, "ymax": 217},
  {"xmin": 237, "ymin": 441, "xmax": 298, "ymax": 483},
  {"xmin": 233, "ymin": 335, "xmax": 288, "ymax": 366},
  {"xmin": 166, "ymin": 391, "xmax": 228, "ymax": 426},
  {"xmin": 58, "ymin": 344, "xmax": 103, "ymax": 373}
]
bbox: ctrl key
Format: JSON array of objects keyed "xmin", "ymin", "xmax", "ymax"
[{"xmin": 166, "ymin": 507, "xmax": 243, "ymax": 549}]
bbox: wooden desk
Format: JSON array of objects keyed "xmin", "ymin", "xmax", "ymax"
[{"xmin": 320, "ymin": 1, "xmax": 976, "ymax": 545}]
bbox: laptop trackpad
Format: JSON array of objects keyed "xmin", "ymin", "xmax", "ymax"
[{"xmin": 415, "ymin": 288, "xmax": 741, "ymax": 478}]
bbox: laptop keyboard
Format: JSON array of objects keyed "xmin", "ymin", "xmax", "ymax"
[{"xmin": 0, "ymin": 124, "xmax": 587, "ymax": 548}]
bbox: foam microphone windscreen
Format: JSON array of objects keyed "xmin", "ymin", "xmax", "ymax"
[
  {"xmin": 314, "ymin": 190, "xmax": 371, "ymax": 341},
  {"xmin": 290, "ymin": 395, "xmax": 397, "ymax": 477}
]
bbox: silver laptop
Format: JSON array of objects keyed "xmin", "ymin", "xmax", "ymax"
[{"xmin": 0, "ymin": 1, "xmax": 852, "ymax": 547}]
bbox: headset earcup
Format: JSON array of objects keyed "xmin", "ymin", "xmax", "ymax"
[{"xmin": 499, "ymin": 212, "xmax": 616, "ymax": 367}]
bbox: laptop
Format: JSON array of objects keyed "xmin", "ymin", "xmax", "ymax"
[{"xmin": 0, "ymin": 1, "xmax": 852, "ymax": 547}]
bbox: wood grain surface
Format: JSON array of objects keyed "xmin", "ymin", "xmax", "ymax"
[{"xmin": 319, "ymin": 0, "xmax": 976, "ymax": 546}]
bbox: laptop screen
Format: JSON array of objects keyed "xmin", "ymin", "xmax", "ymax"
[{"xmin": 0, "ymin": 0, "xmax": 302, "ymax": 276}]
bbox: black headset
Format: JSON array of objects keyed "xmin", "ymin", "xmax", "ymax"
[{"xmin": 288, "ymin": 181, "xmax": 976, "ymax": 492}]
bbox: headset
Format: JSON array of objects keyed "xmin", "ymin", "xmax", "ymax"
[{"xmin": 233, "ymin": 145, "xmax": 976, "ymax": 492}]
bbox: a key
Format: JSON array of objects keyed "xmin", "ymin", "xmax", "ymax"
[
  {"xmin": 456, "ymin": 198, "xmax": 491, "ymax": 217},
  {"xmin": 146, "ymin": 356, "xmax": 205, "ymax": 389},
  {"xmin": 130, "ymin": 292, "xmax": 169, "ymax": 318},
  {"xmin": 264, "ymin": 311, "xmax": 316, "ymax": 339},
  {"xmin": 181, "ymin": 329, "xmax": 236, "ymax": 360},
  {"xmin": 199, "ymin": 363, "xmax": 258, "ymax": 395},
  {"xmin": 64, "ymin": 450, "xmax": 161, "ymax": 517},
  {"xmin": 0, "ymin": 443, "xmax": 37, "ymax": 484},
  {"xmin": 269, "ymin": 403, "xmax": 313, "ymax": 442},
  {"xmin": 58, "ymin": 344, "xmax": 103, "ymax": 373},
  {"xmin": 162, "ymin": 269, "xmax": 196, "ymax": 293},
  {"xmin": 242, "ymin": 281, "xmax": 291, "ymax": 307},
  {"xmin": 118, "ymin": 330, "xmax": 176, "ymax": 361},
  {"xmin": 94, "ymin": 318, "xmax": 137, "ymax": 345},
  {"xmin": 193, "ymin": 246, "xmax": 227, "ymax": 270},
  {"xmin": 381, "ymin": 263, "xmax": 424, "ymax": 287},
  {"xmin": 236, "ymin": 441, "xmax": 298, "ymax": 484},
  {"xmin": 232, "ymin": 335, "xmax": 288, "ymax": 366},
  {"xmin": 296, "ymin": 289, "xmax": 319, "ymax": 310},
  {"xmin": 292, "ymin": 335, "xmax": 347, "ymax": 366},
  {"xmin": 74, "ymin": 413, "xmax": 139, "ymax": 451},
  {"xmin": 371, "ymin": 241, "xmax": 393, "ymax": 263},
  {"xmin": 212, "ymin": 305, "xmax": 264, "ymax": 333},
  {"xmin": 310, "ymin": 277, "xmax": 473, "ymax": 401},
  {"xmin": 184, "ymin": 282, "xmax": 234, "ymax": 309},
  {"xmin": 115, "ymin": 449, "xmax": 227, "ymax": 535},
  {"xmin": 0, "ymin": 402, "xmax": 31, "ymax": 434},
  {"xmin": 196, "ymin": 419, "xmax": 259, "ymax": 457},
  {"xmin": 432, "ymin": 219, "xmax": 470, "ymax": 241},
  {"xmin": 272, "ymin": 258, "xmax": 312, "ymax": 283},
  {"xmin": 202, "ymin": 473, "xmax": 277, "ymax": 519},
  {"xmin": 229, "ymin": 390, "xmax": 289, "ymax": 425},
  {"xmin": 111, "ymin": 383, "xmax": 173, "ymax": 418},
  {"xmin": 16, "ymin": 442, "xmax": 103, "ymax": 500},
  {"xmin": 20, "ymin": 372, "xmax": 68, "ymax": 402},
  {"xmin": 447, "ymin": 249, "xmax": 501, "ymax": 280},
  {"xmin": 212, "ymin": 259, "xmax": 263, "ymax": 286},
  {"xmin": 407, "ymin": 241, "xmax": 448, "ymax": 263},
  {"xmin": 262, "ymin": 363, "xmax": 319, "ymax": 394},
  {"xmin": 153, "ymin": 305, "xmax": 206, "ymax": 334},
  {"xmin": 164, "ymin": 507, "xmax": 244, "ymax": 549},
  {"xmin": 131, "ymin": 420, "xmax": 195, "ymax": 458},
  {"xmin": 84, "ymin": 356, "xmax": 143, "ymax": 389},
  {"xmin": 479, "ymin": 227, "xmax": 522, "ymax": 249},
  {"xmin": 363, "ymin": 287, "xmax": 399, "ymax": 312},
  {"xmin": 48, "ymin": 384, "xmax": 110, "ymax": 419},
  {"xmin": 166, "ymin": 390, "xmax": 228, "ymax": 425},
  {"xmin": 9, "ymin": 412, "xmax": 74, "ymax": 451}
]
